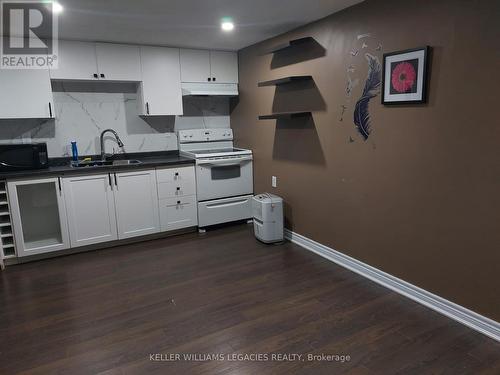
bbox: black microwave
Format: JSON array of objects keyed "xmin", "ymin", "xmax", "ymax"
[{"xmin": 0, "ymin": 143, "xmax": 49, "ymax": 171}]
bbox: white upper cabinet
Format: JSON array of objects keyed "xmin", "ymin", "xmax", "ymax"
[
  {"xmin": 95, "ymin": 43, "xmax": 142, "ymax": 81},
  {"xmin": 1, "ymin": 38, "xmax": 237, "ymax": 119},
  {"xmin": 0, "ymin": 38, "xmax": 54, "ymax": 119},
  {"xmin": 49, "ymin": 41, "xmax": 238, "ymax": 86},
  {"xmin": 0, "ymin": 68, "xmax": 54, "ymax": 119},
  {"xmin": 180, "ymin": 49, "xmax": 211, "ymax": 83},
  {"xmin": 113, "ymin": 170, "xmax": 160, "ymax": 239},
  {"xmin": 210, "ymin": 51, "xmax": 239, "ymax": 83},
  {"xmin": 0, "ymin": 37, "xmax": 54, "ymax": 120},
  {"xmin": 51, "ymin": 41, "xmax": 141, "ymax": 81},
  {"xmin": 138, "ymin": 46, "xmax": 183, "ymax": 116},
  {"xmin": 180, "ymin": 49, "xmax": 238, "ymax": 84},
  {"xmin": 63, "ymin": 173, "xmax": 118, "ymax": 248},
  {"xmin": 49, "ymin": 40, "xmax": 98, "ymax": 80}
]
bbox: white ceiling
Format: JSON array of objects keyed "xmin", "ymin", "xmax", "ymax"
[{"xmin": 51, "ymin": 0, "xmax": 363, "ymax": 50}]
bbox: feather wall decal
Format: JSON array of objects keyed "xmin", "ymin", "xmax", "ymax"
[
  {"xmin": 357, "ymin": 33, "xmax": 371, "ymax": 40},
  {"xmin": 340, "ymin": 105, "xmax": 347, "ymax": 121},
  {"xmin": 346, "ymin": 76, "xmax": 360, "ymax": 97},
  {"xmin": 353, "ymin": 53, "xmax": 381, "ymax": 140}
]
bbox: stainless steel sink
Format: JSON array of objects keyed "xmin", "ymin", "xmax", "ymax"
[
  {"xmin": 71, "ymin": 159, "xmax": 142, "ymax": 168},
  {"xmin": 112, "ymin": 159, "xmax": 142, "ymax": 166},
  {"xmin": 72, "ymin": 160, "xmax": 113, "ymax": 168}
]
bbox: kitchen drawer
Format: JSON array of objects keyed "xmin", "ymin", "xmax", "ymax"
[
  {"xmin": 159, "ymin": 195, "xmax": 198, "ymax": 231},
  {"xmin": 198, "ymin": 195, "xmax": 253, "ymax": 227},
  {"xmin": 157, "ymin": 180, "xmax": 195, "ymax": 199},
  {"xmin": 156, "ymin": 166, "xmax": 195, "ymax": 184}
]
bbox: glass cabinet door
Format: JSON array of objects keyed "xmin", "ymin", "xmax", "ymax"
[{"xmin": 8, "ymin": 177, "xmax": 70, "ymax": 257}]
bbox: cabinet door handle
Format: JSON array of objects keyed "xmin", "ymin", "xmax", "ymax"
[
  {"xmin": 108, "ymin": 173, "xmax": 113, "ymax": 189},
  {"xmin": 207, "ymin": 77, "xmax": 211, "ymax": 82},
  {"xmin": 57, "ymin": 177, "xmax": 61, "ymax": 192},
  {"xmin": 177, "ymin": 200, "xmax": 181, "ymax": 205},
  {"xmin": 146, "ymin": 102, "xmax": 150, "ymax": 115},
  {"xmin": 114, "ymin": 173, "xmax": 118, "ymax": 187},
  {"xmin": 213, "ymin": 77, "xmax": 216, "ymax": 82},
  {"xmin": 100, "ymin": 73, "xmax": 105, "ymax": 78},
  {"xmin": 49, "ymin": 102, "xmax": 52, "ymax": 117},
  {"xmin": 93, "ymin": 73, "xmax": 98, "ymax": 79}
]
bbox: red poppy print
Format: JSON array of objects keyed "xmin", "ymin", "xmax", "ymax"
[{"xmin": 391, "ymin": 61, "xmax": 417, "ymax": 93}]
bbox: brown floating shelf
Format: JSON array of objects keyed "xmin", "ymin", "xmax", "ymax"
[
  {"xmin": 258, "ymin": 111, "xmax": 311, "ymax": 120},
  {"xmin": 258, "ymin": 75, "xmax": 313, "ymax": 87},
  {"xmin": 263, "ymin": 37, "xmax": 315, "ymax": 55}
]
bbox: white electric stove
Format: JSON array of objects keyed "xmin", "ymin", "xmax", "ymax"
[{"xmin": 178, "ymin": 129, "xmax": 254, "ymax": 228}]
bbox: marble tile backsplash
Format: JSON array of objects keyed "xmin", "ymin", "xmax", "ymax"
[{"xmin": 0, "ymin": 91, "xmax": 230, "ymax": 157}]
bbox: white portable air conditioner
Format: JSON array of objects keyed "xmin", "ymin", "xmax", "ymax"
[{"xmin": 252, "ymin": 193, "xmax": 284, "ymax": 243}]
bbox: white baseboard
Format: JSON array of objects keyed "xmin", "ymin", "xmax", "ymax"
[{"xmin": 284, "ymin": 229, "xmax": 500, "ymax": 342}]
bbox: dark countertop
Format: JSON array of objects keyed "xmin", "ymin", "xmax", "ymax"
[{"xmin": 0, "ymin": 152, "xmax": 194, "ymax": 180}]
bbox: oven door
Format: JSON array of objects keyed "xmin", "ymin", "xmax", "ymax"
[{"xmin": 196, "ymin": 155, "xmax": 253, "ymax": 201}]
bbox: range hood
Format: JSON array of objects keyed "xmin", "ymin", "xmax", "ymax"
[{"xmin": 181, "ymin": 82, "xmax": 238, "ymax": 96}]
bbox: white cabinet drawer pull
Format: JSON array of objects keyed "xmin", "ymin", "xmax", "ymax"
[
  {"xmin": 156, "ymin": 166, "xmax": 195, "ymax": 184},
  {"xmin": 206, "ymin": 199, "xmax": 248, "ymax": 208}
]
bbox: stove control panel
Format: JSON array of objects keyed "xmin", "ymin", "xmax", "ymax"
[{"xmin": 178, "ymin": 129, "xmax": 233, "ymax": 143}]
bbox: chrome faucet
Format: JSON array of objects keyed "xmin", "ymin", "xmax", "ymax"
[{"xmin": 100, "ymin": 129, "xmax": 124, "ymax": 160}]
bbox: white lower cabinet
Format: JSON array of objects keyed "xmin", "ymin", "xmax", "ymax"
[
  {"xmin": 113, "ymin": 170, "xmax": 160, "ymax": 239},
  {"xmin": 157, "ymin": 179, "xmax": 196, "ymax": 199},
  {"xmin": 7, "ymin": 165, "xmax": 196, "ymax": 258},
  {"xmin": 7, "ymin": 177, "xmax": 70, "ymax": 257},
  {"xmin": 63, "ymin": 169, "xmax": 160, "ymax": 246},
  {"xmin": 63, "ymin": 173, "xmax": 118, "ymax": 247},
  {"xmin": 156, "ymin": 165, "xmax": 196, "ymax": 184},
  {"xmin": 159, "ymin": 196, "xmax": 197, "ymax": 231},
  {"xmin": 156, "ymin": 166, "xmax": 197, "ymax": 231}
]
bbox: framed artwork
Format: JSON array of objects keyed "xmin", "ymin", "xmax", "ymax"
[{"xmin": 382, "ymin": 46, "xmax": 430, "ymax": 104}]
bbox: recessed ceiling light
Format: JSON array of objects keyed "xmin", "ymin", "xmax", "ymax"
[
  {"xmin": 52, "ymin": 2, "xmax": 63, "ymax": 13},
  {"xmin": 221, "ymin": 18, "xmax": 234, "ymax": 32}
]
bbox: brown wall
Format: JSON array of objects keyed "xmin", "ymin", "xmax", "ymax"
[{"xmin": 231, "ymin": 0, "xmax": 500, "ymax": 320}]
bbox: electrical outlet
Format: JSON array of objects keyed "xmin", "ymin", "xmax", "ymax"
[{"xmin": 272, "ymin": 176, "xmax": 277, "ymax": 188}]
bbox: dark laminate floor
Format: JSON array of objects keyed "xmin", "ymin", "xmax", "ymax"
[{"xmin": 1, "ymin": 224, "xmax": 499, "ymax": 375}]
